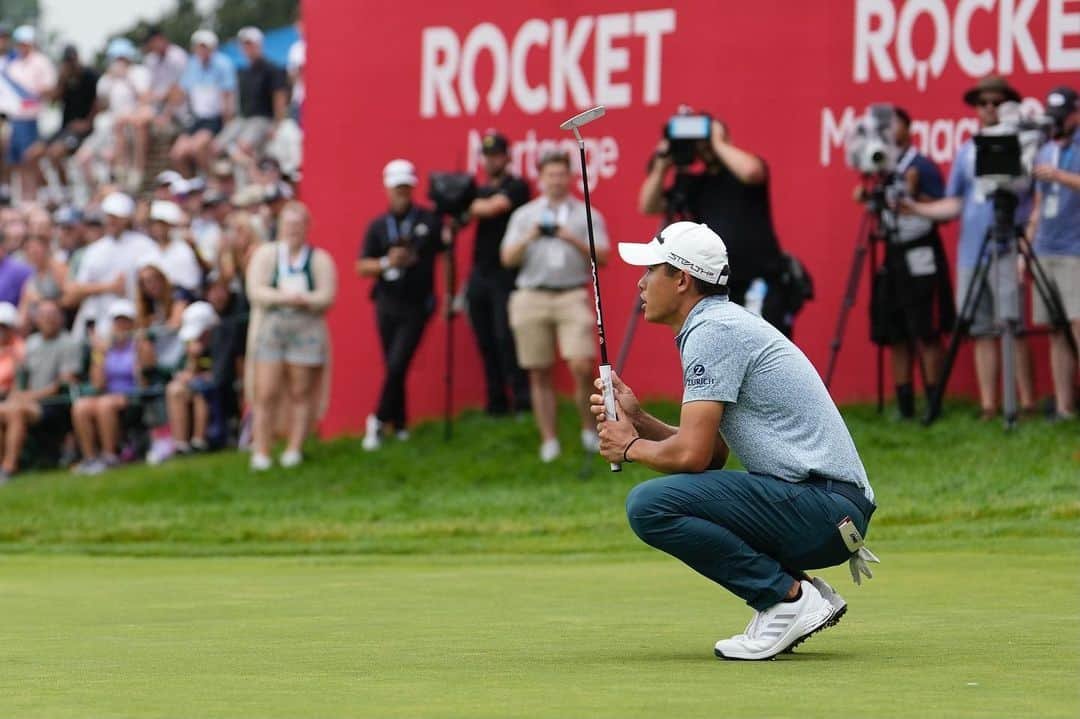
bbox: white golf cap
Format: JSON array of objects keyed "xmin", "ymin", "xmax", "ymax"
[
  {"xmin": 101, "ymin": 192, "xmax": 135, "ymax": 219},
  {"xmin": 13, "ymin": 25, "xmax": 35, "ymax": 44},
  {"xmin": 107, "ymin": 298, "xmax": 137, "ymax": 320},
  {"xmin": 178, "ymin": 301, "xmax": 219, "ymax": 342},
  {"xmin": 618, "ymin": 221, "xmax": 730, "ymax": 286},
  {"xmin": 237, "ymin": 26, "xmax": 264, "ymax": 45},
  {"xmin": 191, "ymin": 29, "xmax": 218, "ymax": 48},
  {"xmin": 0, "ymin": 301, "xmax": 18, "ymax": 326},
  {"xmin": 150, "ymin": 200, "xmax": 184, "ymax": 225},
  {"xmin": 383, "ymin": 159, "xmax": 418, "ymax": 188},
  {"xmin": 106, "ymin": 37, "xmax": 137, "ymax": 61},
  {"xmin": 135, "ymin": 253, "xmax": 168, "ymax": 275}
]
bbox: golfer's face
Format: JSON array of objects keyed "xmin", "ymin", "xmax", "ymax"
[{"xmin": 638, "ymin": 265, "xmax": 679, "ymax": 323}]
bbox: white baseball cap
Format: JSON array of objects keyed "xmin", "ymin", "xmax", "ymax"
[
  {"xmin": 178, "ymin": 301, "xmax": 220, "ymax": 342},
  {"xmin": 191, "ymin": 29, "xmax": 218, "ymax": 49},
  {"xmin": 0, "ymin": 301, "xmax": 18, "ymax": 327},
  {"xmin": 618, "ymin": 221, "xmax": 730, "ymax": 286},
  {"xmin": 237, "ymin": 26, "xmax": 264, "ymax": 45},
  {"xmin": 150, "ymin": 200, "xmax": 183, "ymax": 225},
  {"xmin": 13, "ymin": 25, "xmax": 35, "ymax": 45},
  {"xmin": 101, "ymin": 192, "xmax": 135, "ymax": 219},
  {"xmin": 383, "ymin": 159, "xmax": 418, "ymax": 188},
  {"xmin": 107, "ymin": 298, "xmax": 137, "ymax": 320}
]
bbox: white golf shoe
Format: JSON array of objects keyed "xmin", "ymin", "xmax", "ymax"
[
  {"xmin": 580, "ymin": 429, "xmax": 600, "ymax": 453},
  {"xmin": 362, "ymin": 414, "xmax": 382, "ymax": 452},
  {"xmin": 713, "ymin": 580, "xmax": 834, "ymax": 661},
  {"xmin": 539, "ymin": 439, "xmax": 561, "ymax": 463},
  {"xmin": 812, "ymin": 576, "xmax": 848, "ymax": 627}
]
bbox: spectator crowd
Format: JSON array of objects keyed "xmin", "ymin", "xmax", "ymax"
[{"xmin": 0, "ymin": 19, "xmax": 330, "ymax": 484}]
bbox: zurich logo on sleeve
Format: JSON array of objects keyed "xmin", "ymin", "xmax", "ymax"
[{"xmin": 686, "ymin": 363, "xmax": 713, "ymax": 387}]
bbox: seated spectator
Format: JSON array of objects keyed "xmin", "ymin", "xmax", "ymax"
[
  {"xmin": 0, "ymin": 302, "xmax": 27, "ymax": 396},
  {"xmin": 152, "ymin": 170, "xmax": 182, "ymax": 200},
  {"xmin": 156, "ymin": 301, "xmax": 220, "ymax": 463},
  {"xmin": 17, "ymin": 235, "xmax": 66, "ymax": 330},
  {"xmin": 245, "ymin": 201, "xmax": 336, "ymax": 471},
  {"xmin": 171, "ymin": 30, "xmax": 235, "ymax": 177},
  {"xmin": 219, "ymin": 209, "xmax": 264, "ymax": 296},
  {"xmin": 24, "ymin": 45, "xmax": 99, "ymax": 195},
  {"xmin": 0, "ymin": 300, "xmax": 81, "ymax": 481},
  {"xmin": 0, "ymin": 231, "xmax": 32, "ymax": 306},
  {"xmin": 5, "ymin": 26, "xmax": 57, "ymax": 202},
  {"xmin": 192, "ymin": 190, "xmax": 230, "ymax": 266},
  {"xmin": 75, "ymin": 39, "xmax": 150, "ymax": 194},
  {"xmin": 134, "ymin": 255, "xmax": 187, "ymax": 374},
  {"xmin": 143, "ymin": 200, "xmax": 202, "ymax": 296},
  {"xmin": 70, "ymin": 298, "xmax": 149, "ymax": 475},
  {"xmin": 65, "ymin": 192, "xmax": 155, "ymax": 339},
  {"xmin": 212, "ymin": 27, "xmax": 287, "ymax": 167},
  {"xmin": 209, "ymin": 158, "xmax": 236, "ymax": 197},
  {"xmin": 53, "ymin": 206, "xmax": 86, "ymax": 264}
]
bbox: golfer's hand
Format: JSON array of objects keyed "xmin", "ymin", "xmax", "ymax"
[
  {"xmin": 848, "ymin": 547, "xmax": 881, "ymax": 586},
  {"xmin": 590, "ymin": 371, "xmax": 640, "ymax": 423},
  {"xmin": 597, "ymin": 410, "xmax": 637, "ymax": 464},
  {"xmin": 1032, "ymin": 164, "xmax": 1060, "ymax": 184}
]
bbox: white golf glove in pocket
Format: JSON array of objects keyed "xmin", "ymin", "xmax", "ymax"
[{"xmin": 848, "ymin": 547, "xmax": 881, "ymax": 586}]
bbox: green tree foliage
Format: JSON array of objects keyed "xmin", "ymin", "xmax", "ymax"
[
  {"xmin": 0, "ymin": 0, "xmax": 39, "ymax": 25},
  {"xmin": 213, "ymin": 0, "xmax": 299, "ymax": 41}
]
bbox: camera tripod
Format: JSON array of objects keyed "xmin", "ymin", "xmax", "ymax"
[{"xmin": 923, "ymin": 189, "xmax": 1077, "ymax": 428}]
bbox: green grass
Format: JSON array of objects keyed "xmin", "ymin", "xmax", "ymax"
[
  {"xmin": 0, "ymin": 402, "xmax": 1076, "ymax": 555},
  {"xmin": 0, "ymin": 402, "xmax": 1077, "ymax": 717},
  {"xmin": 1, "ymin": 550, "xmax": 1077, "ymax": 718}
]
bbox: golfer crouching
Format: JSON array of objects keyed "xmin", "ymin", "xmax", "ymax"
[{"xmin": 593, "ymin": 221, "xmax": 879, "ymax": 661}]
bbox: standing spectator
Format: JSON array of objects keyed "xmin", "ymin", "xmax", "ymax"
[
  {"xmin": 70, "ymin": 298, "xmax": 147, "ymax": 475},
  {"xmin": 0, "ymin": 300, "xmax": 81, "ymax": 481},
  {"xmin": 464, "ymin": 130, "xmax": 531, "ymax": 415},
  {"xmin": 1026, "ymin": 86, "xmax": 1080, "ymax": 420},
  {"xmin": 23, "ymin": 45, "xmax": 99, "ymax": 195},
  {"xmin": 356, "ymin": 159, "xmax": 446, "ymax": 450},
  {"xmin": 4, "ymin": 26, "xmax": 57, "ymax": 202},
  {"xmin": 0, "ymin": 302, "xmax": 26, "ymax": 396},
  {"xmin": 500, "ymin": 150, "xmax": 610, "ymax": 462},
  {"xmin": 0, "ymin": 229, "xmax": 31, "ymax": 306},
  {"xmin": 112, "ymin": 27, "xmax": 187, "ymax": 192},
  {"xmin": 212, "ymin": 27, "xmax": 287, "ymax": 167},
  {"xmin": 286, "ymin": 20, "xmax": 305, "ymax": 123},
  {"xmin": 143, "ymin": 200, "xmax": 202, "ymax": 296},
  {"xmin": 171, "ymin": 30, "xmax": 235, "ymax": 177},
  {"xmin": 907, "ymin": 76, "xmax": 1036, "ymax": 420},
  {"xmin": 75, "ymin": 38, "xmax": 150, "ymax": 193},
  {"xmin": 65, "ymin": 192, "xmax": 155, "ymax": 339},
  {"xmin": 246, "ymin": 201, "xmax": 336, "ymax": 470}
]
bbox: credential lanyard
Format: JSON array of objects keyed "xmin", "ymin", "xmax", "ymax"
[{"xmin": 386, "ymin": 208, "xmax": 418, "ymax": 247}]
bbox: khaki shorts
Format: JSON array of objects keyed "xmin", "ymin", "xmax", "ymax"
[
  {"xmin": 216, "ymin": 117, "xmax": 273, "ymax": 152},
  {"xmin": 255, "ymin": 310, "xmax": 328, "ymax": 366},
  {"xmin": 956, "ymin": 255, "xmax": 1025, "ymax": 337},
  {"xmin": 1032, "ymin": 255, "xmax": 1080, "ymax": 324},
  {"xmin": 508, "ymin": 287, "xmax": 596, "ymax": 369}
]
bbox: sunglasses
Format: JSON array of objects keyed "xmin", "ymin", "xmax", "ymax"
[{"xmin": 977, "ymin": 97, "xmax": 1005, "ymax": 108}]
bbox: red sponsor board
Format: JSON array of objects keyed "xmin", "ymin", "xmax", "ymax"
[{"xmin": 304, "ymin": 0, "xmax": 1077, "ymax": 435}]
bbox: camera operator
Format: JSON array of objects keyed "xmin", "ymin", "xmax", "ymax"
[
  {"xmin": 904, "ymin": 76, "xmax": 1036, "ymax": 420},
  {"xmin": 639, "ymin": 113, "xmax": 788, "ymax": 334},
  {"xmin": 357, "ymin": 159, "xmax": 446, "ymax": 450},
  {"xmin": 1026, "ymin": 86, "xmax": 1080, "ymax": 420},
  {"xmin": 462, "ymin": 131, "xmax": 531, "ymax": 416},
  {"xmin": 501, "ymin": 150, "xmax": 609, "ymax": 463},
  {"xmin": 856, "ymin": 108, "xmax": 952, "ymax": 419}
]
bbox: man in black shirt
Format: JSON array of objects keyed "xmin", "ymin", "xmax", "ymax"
[
  {"xmin": 357, "ymin": 159, "xmax": 446, "ymax": 450},
  {"xmin": 639, "ymin": 115, "xmax": 790, "ymax": 334},
  {"xmin": 463, "ymin": 131, "xmax": 531, "ymax": 415},
  {"xmin": 212, "ymin": 27, "xmax": 287, "ymax": 165},
  {"xmin": 24, "ymin": 45, "xmax": 99, "ymax": 190}
]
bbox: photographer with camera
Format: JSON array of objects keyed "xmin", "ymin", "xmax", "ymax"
[
  {"xmin": 1026, "ymin": 86, "xmax": 1080, "ymax": 420},
  {"xmin": 638, "ymin": 109, "xmax": 789, "ymax": 334},
  {"xmin": 462, "ymin": 131, "xmax": 531, "ymax": 416},
  {"xmin": 905, "ymin": 76, "xmax": 1036, "ymax": 420},
  {"xmin": 357, "ymin": 159, "xmax": 446, "ymax": 450},
  {"xmin": 855, "ymin": 108, "xmax": 953, "ymax": 419},
  {"xmin": 501, "ymin": 150, "xmax": 609, "ymax": 463}
]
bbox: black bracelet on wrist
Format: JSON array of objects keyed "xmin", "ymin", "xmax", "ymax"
[{"xmin": 623, "ymin": 436, "xmax": 643, "ymax": 464}]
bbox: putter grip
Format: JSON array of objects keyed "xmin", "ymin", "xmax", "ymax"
[{"xmin": 599, "ymin": 364, "xmax": 621, "ymax": 472}]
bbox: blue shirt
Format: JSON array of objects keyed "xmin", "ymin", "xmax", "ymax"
[
  {"xmin": 676, "ymin": 295, "xmax": 873, "ymax": 501},
  {"xmin": 0, "ymin": 256, "xmax": 32, "ymax": 305},
  {"xmin": 1033, "ymin": 132, "xmax": 1080, "ymax": 257},
  {"xmin": 946, "ymin": 139, "xmax": 1032, "ymax": 269},
  {"xmin": 180, "ymin": 52, "xmax": 236, "ymax": 119}
]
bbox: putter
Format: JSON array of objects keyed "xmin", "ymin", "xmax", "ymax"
[{"xmin": 560, "ymin": 106, "xmax": 620, "ymax": 473}]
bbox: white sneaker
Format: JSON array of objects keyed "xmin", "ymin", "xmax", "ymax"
[
  {"xmin": 250, "ymin": 453, "xmax": 273, "ymax": 472},
  {"xmin": 811, "ymin": 576, "xmax": 848, "ymax": 627},
  {"xmin": 580, "ymin": 428, "xmax": 600, "ymax": 453},
  {"xmin": 713, "ymin": 580, "xmax": 834, "ymax": 661},
  {"xmin": 539, "ymin": 438, "xmax": 561, "ymax": 463},
  {"xmin": 279, "ymin": 449, "xmax": 302, "ymax": 468},
  {"xmin": 396, "ymin": 429, "xmax": 410, "ymax": 441},
  {"xmin": 146, "ymin": 438, "xmax": 175, "ymax": 466},
  {"xmin": 362, "ymin": 414, "xmax": 382, "ymax": 452}
]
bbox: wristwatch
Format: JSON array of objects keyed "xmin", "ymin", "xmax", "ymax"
[{"xmin": 379, "ymin": 256, "xmax": 391, "ymax": 271}]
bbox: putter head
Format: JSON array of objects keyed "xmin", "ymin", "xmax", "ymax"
[{"xmin": 559, "ymin": 106, "xmax": 606, "ymax": 131}]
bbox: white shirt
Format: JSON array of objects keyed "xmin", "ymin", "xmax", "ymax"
[
  {"xmin": 143, "ymin": 237, "xmax": 202, "ymax": 292},
  {"xmin": 144, "ymin": 44, "xmax": 188, "ymax": 101},
  {"xmin": 97, "ymin": 64, "xmax": 152, "ymax": 115},
  {"xmin": 191, "ymin": 217, "xmax": 222, "ymax": 266},
  {"xmin": 72, "ymin": 230, "xmax": 156, "ymax": 338},
  {"xmin": 4, "ymin": 50, "xmax": 57, "ymax": 119},
  {"xmin": 287, "ymin": 39, "xmax": 305, "ymax": 106}
]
